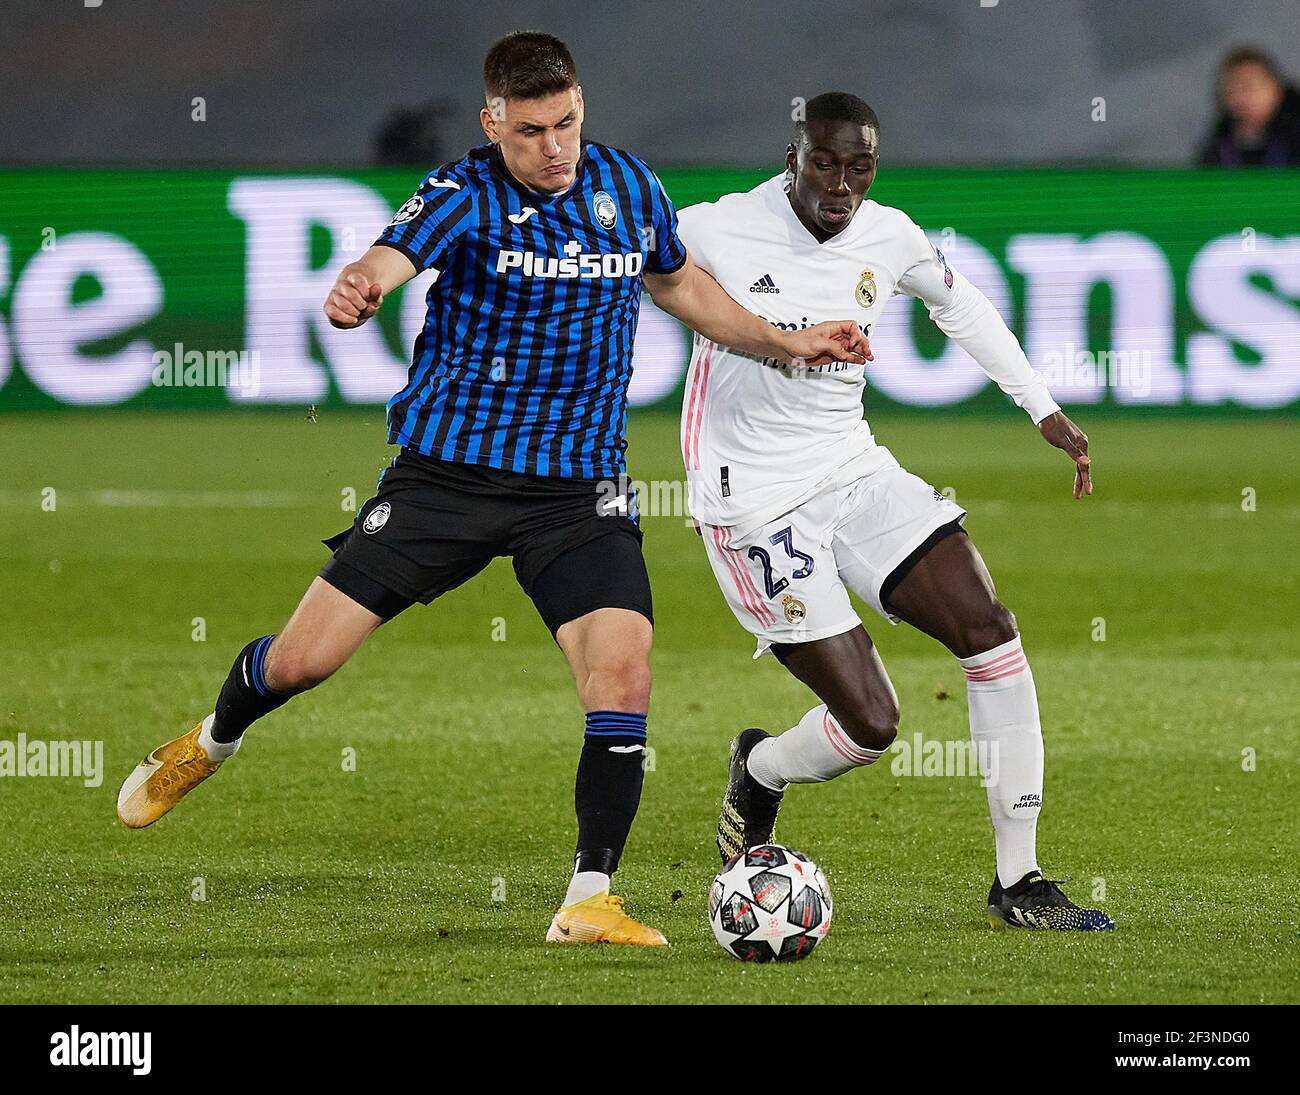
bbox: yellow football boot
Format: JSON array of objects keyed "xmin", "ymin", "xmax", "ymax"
[
  {"xmin": 117, "ymin": 722, "xmax": 225, "ymax": 828},
  {"xmin": 545, "ymin": 893, "xmax": 668, "ymax": 946}
]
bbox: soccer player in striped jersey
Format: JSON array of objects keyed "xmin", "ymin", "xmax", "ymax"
[
  {"xmin": 115, "ymin": 34, "xmax": 868, "ymax": 946},
  {"xmin": 679, "ymin": 92, "xmax": 1114, "ymax": 931}
]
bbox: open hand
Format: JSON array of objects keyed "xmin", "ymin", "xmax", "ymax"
[{"xmin": 1037, "ymin": 411, "xmax": 1092, "ymax": 498}]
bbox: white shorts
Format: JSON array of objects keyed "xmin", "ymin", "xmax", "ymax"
[{"xmin": 700, "ymin": 457, "xmax": 966, "ymax": 658}]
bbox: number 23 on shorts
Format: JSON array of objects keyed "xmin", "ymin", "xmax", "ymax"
[{"xmin": 746, "ymin": 526, "xmax": 814, "ymax": 599}]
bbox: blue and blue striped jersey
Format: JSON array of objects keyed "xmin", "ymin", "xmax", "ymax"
[{"xmin": 376, "ymin": 141, "xmax": 687, "ymax": 479}]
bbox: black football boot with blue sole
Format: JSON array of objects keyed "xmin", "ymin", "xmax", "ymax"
[{"xmin": 988, "ymin": 871, "xmax": 1116, "ymax": 931}]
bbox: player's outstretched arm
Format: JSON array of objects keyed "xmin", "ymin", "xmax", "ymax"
[
  {"xmin": 645, "ymin": 254, "xmax": 872, "ymax": 366},
  {"xmin": 897, "ymin": 231, "xmax": 1091, "ymax": 498},
  {"xmin": 925, "ymin": 273, "xmax": 1093, "ymax": 498},
  {"xmin": 323, "ymin": 245, "xmax": 419, "ymax": 329}
]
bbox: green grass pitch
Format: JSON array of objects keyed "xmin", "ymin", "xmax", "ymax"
[{"xmin": 1, "ymin": 408, "xmax": 1296, "ymax": 1003}]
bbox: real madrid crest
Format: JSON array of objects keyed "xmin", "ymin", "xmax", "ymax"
[
  {"xmin": 855, "ymin": 268, "xmax": 876, "ymax": 308},
  {"xmin": 592, "ymin": 190, "xmax": 618, "ymax": 230},
  {"xmin": 780, "ymin": 594, "xmax": 807, "ymax": 625}
]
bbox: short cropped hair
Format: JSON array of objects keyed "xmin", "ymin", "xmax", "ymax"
[
  {"xmin": 796, "ymin": 92, "xmax": 880, "ymax": 144},
  {"xmin": 484, "ymin": 31, "xmax": 578, "ymax": 102}
]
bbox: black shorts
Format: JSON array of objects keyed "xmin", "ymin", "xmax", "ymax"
[{"xmin": 318, "ymin": 450, "xmax": 653, "ymax": 634}]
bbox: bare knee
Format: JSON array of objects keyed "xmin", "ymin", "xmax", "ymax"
[
  {"xmin": 581, "ymin": 657, "xmax": 652, "ymax": 713},
  {"xmin": 953, "ymin": 600, "xmax": 1018, "ymax": 660},
  {"xmin": 263, "ymin": 638, "xmax": 341, "ymax": 693},
  {"xmin": 831, "ymin": 693, "xmax": 899, "ymax": 753}
]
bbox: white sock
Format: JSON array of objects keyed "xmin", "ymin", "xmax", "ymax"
[
  {"xmin": 196, "ymin": 713, "xmax": 241, "ymax": 762},
  {"xmin": 563, "ymin": 870, "xmax": 610, "ymax": 907},
  {"xmin": 960, "ymin": 635, "xmax": 1043, "ymax": 888},
  {"xmin": 746, "ymin": 705, "xmax": 884, "ymax": 792}
]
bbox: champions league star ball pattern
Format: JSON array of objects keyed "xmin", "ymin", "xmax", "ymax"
[{"xmin": 709, "ymin": 845, "xmax": 833, "ymax": 962}]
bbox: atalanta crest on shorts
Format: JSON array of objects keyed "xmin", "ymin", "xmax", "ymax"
[
  {"xmin": 390, "ymin": 195, "xmax": 424, "ymax": 225},
  {"xmin": 855, "ymin": 268, "xmax": 876, "ymax": 308},
  {"xmin": 363, "ymin": 502, "xmax": 391, "ymax": 534},
  {"xmin": 592, "ymin": 190, "xmax": 618, "ymax": 230}
]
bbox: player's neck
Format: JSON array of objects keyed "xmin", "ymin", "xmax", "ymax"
[
  {"xmin": 785, "ymin": 191, "xmax": 837, "ymax": 245},
  {"xmin": 493, "ymin": 142, "xmax": 584, "ymax": 199}
]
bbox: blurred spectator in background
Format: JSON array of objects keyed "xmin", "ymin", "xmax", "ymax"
[
  {"xmin": 1199, "ymin": 47, "xmax": 1300, "ymax": 166},
  {"xmin": 374, "ymin": 99, "xmax": 451, "ymax": 166}
]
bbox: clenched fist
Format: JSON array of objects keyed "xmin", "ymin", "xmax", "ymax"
[{"xmin": 324, "ymin": 271, "xmax": 384, "ymax": 329}]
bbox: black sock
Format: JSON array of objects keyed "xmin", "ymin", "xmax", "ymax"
[
  {"xmin": 573, "ymin": 711, "xmax": 648, "ymax": 875},
  {"xmin": 211, "ymin": 635, "xmax": 293, "ymax": 743}
]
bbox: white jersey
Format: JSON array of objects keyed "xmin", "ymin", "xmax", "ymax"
[{"xmin": 676, "ymin": 175, "xmax": 1060, "ymax": 533}]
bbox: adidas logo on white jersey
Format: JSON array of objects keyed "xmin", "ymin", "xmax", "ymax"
[{"xmin": 748, "ymin": 274, "xmax": 780, "ymax": 294}]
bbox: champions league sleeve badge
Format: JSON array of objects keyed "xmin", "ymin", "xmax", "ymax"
[{"xmin": 390, "ymin": 195, "xmax": 424, "ymax": 225}]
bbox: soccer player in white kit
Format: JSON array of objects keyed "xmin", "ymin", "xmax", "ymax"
[{"xmin": 678, "ymin": 93, "xmax": 1113, "ymax": 930}]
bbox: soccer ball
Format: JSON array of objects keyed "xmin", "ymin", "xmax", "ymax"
[{"xmin": 709, "ymin": 844, "xmax": 833, "ymax": 962}]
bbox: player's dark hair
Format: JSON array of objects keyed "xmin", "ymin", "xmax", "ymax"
[
  {"xmin": 484, "ymin": 31, "xmax": 578, "ymax": 102},
  {"xmin": 796, "ymin": 92, "xmax": 880, "ymax": 144}
]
